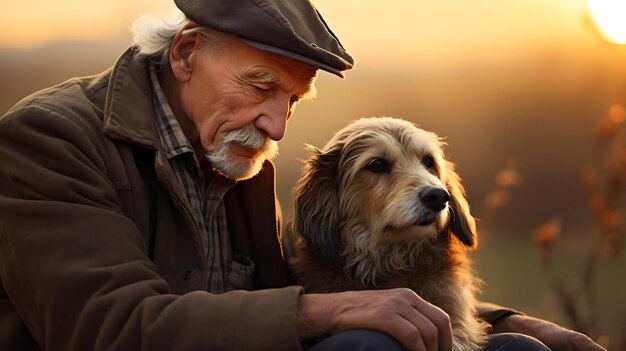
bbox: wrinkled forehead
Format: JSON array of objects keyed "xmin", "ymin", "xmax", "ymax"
[
  {"xmin": 238, "ymin": 38, "xmax": 319, "ymax": 78},
  {"xmin": 203, "ymin": 34, "xmax": 319, "ymax": 82}
]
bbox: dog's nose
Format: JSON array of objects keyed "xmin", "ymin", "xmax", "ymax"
[{"xmin": 419, "ymin": 187, "xmax": 450, "ymax": 212}]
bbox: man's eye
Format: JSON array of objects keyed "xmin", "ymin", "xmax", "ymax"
[{"xmin": 254, "ymin": 85, "xmax": 271, "ymax": 92}]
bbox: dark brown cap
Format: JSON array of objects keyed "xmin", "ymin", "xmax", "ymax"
[{"xmin": 174, "ymin": 0, "xmax": 354, "ymax": 77}]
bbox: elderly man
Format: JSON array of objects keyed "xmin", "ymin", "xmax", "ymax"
[{"xmin": 0, "ymin": 0, "xmax": 604, "ymax": 350}]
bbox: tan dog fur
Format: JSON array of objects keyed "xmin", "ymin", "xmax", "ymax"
[{"xmin": 290, "ymin": 117, "xmax": 488, "ymax": 351}]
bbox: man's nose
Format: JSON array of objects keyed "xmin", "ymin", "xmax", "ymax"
[{"xmin": 254, "ymin": 96, "xmax": 291, "ymax": 141}]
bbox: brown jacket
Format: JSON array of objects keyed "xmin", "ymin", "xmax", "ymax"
[{"xmin": 0, "ymin": 47, "xmax": 303, "ymax": 350}]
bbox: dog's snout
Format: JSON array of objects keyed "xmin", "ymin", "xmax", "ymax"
[{"xmin": 419, "ymin": 187, "xmax": 450, "ymax": 212}]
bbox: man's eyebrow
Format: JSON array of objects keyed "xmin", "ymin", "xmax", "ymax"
[{"xmin": 246, "ymin": 70, "xmax": 317, "ymax": 100}]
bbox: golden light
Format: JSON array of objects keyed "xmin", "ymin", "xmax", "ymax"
[
  {"xmin": 588, "ymin": 0, "xmax": 626, "ymax": 44},
  {"xmin": 608, "ymin": 104, "xmax": 625, "ymax": 123}
]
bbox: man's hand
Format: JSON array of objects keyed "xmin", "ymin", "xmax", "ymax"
[
  {"xmin": 297, "ymin": 288, "xmax": 452, "ymax": 351},
  {"xmin": 492, "ymin": 314, "xmax": 607, "ymax": 351}
]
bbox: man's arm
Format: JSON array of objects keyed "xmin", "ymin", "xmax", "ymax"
[
  {"xmin": 478, "ymin": 302, "xmax": 606, "ymax": 351},
  {"xmin": 492, "ymin": 314, "xmax": 606, "ymax": 351},
  {"xmin": 0, "ymin": 105, "xmax": 303, "ymax": 350}
]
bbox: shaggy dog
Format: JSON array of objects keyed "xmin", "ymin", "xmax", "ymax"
[{"xmin": 289, "ymin": 117, "xmax": 488, "ymax": 351}]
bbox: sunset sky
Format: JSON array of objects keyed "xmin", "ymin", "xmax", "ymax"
[{"xmin": 0, "ymin": 0, "xmax": 601, "ymax": 65}]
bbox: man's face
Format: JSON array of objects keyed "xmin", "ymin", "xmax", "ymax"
[{"xmin": 176, "ymin": 35, "xmax": 318, "ymax": 181}]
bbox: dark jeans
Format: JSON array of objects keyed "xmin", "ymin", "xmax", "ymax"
[{"xmin": 305, "ymin": 330, "xmax": 551, "ymax": 351}]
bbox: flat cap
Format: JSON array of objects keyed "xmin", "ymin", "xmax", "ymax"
[{"xmin": 174, "ymin": 0, "xmax": 354, "ymax": 77}]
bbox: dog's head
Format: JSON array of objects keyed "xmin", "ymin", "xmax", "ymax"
[{"xmin": 292, "ymin": 117, "xmax": 477, "ymax": 263}]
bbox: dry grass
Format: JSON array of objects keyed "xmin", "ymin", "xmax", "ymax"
[
  {"xmin": 476, "ymin": 104, "xmax": 625, "ymax": 349},
  {"xmin": 532, "ymin": 103, "xmax": 625, "ymax": 349},
  {"xmin": 479, "ymin": 158, "xmax": 522, "ymax": 240}
]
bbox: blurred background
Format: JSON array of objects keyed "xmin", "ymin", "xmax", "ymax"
[{"xmin": 1, "ymin": 0, "xmax": 625, "ymax": 348}]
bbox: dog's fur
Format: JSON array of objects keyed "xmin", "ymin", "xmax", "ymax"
[{"xmin": 289, "ymin": 117, "xmax": 488, "ymax": 351}]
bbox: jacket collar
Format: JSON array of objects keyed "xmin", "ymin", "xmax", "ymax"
[
  {"xmin": 100, "ymin": 47, "xmax": 280, "ymax": 189},
  {"xmin": 102, "ymin": 47, "xmax": 160, "ymax": 150}
]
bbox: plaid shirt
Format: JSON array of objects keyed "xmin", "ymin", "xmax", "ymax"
[{"xmin": 149, "ymin": 64, "xmax": 236, "ymax": 293}]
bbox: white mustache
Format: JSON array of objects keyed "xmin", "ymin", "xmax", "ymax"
[
  {"xmin": 205, "ymin": 127, "xmax": 280, "ymax": 180},
  {"xmin": 222, "ymin": 127, "xmax": 275, "ymax": 153}
]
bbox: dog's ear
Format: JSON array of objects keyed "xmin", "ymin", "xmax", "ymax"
[
  {"xmin": 445, "ymin": 161, "xmax": 478, "ymax": 248},
  {"xmin": 291, "ymin": 145, "xmax": 342, "ymax": 261}
]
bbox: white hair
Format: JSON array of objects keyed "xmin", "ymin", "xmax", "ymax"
[{"xmin": 131, "ymin": 10, "xmax": 229, "ymax": 66}]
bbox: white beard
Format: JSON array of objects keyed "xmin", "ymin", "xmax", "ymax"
[{"xmin": 205, "ymin": 127, "xmax": 279, "ymax": 181}]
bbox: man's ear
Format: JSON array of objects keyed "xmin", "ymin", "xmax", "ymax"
[{"xmin": 169, "ymin": 22, "xmax": 202, "ymax": 82}]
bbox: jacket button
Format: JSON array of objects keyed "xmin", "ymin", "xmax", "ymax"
[{"xmin": 182, "ymin": 269, "xmax": 194, "ymax": 280}]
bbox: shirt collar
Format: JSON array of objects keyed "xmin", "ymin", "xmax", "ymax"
[
  {"xmin": 149, "ymin": 64, "xmax": 196, "ymax": 158},
  {"xmin": 149, "ymin": 63, "xmax": 204, "ymax": 177}
]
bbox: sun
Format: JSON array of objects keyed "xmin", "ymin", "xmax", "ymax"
[{"xmin": 588, "ymin": 0, "xmax": 626, "ymax": 44}]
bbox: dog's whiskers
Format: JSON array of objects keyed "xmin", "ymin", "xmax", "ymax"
[{"xmin": 448, "ymin": 203, "xmax": 457, "ymax": 222}]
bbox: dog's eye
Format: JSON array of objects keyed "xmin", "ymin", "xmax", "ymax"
[
  {"xmin": 365, "ymin": 159, "xmax": 391, "ymax": 173},
  {"xmin": 422, "ymin": 156, "xmax": 436, "ymax": 171}
]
